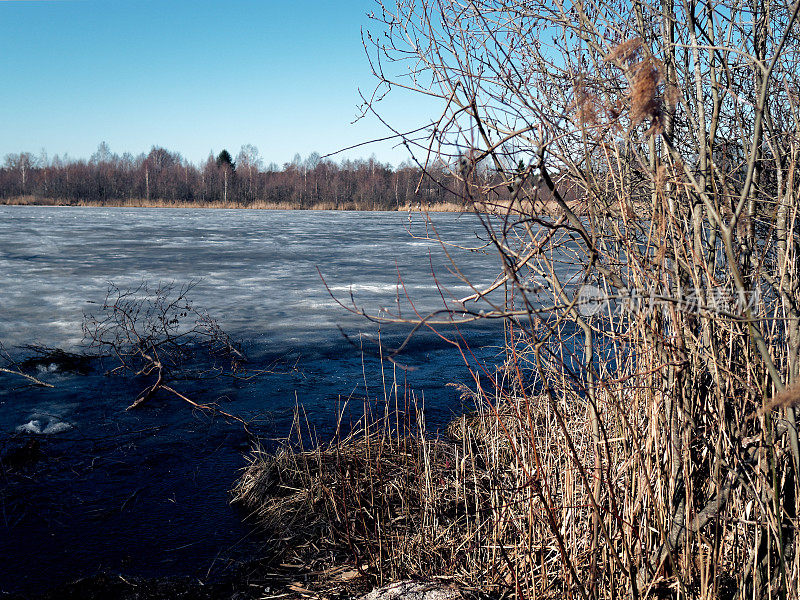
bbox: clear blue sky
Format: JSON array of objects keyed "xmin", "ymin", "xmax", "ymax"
[{"xmin": 0, "ymin": 0, "xmax": 435, "ymax": 167}]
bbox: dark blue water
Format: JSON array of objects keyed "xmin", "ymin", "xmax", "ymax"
[{"xmin": 0, "ymin": 206, "xmax": 512, "ymax": 594}]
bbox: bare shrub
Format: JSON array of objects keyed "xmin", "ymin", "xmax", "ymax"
[{"xmin": 83, "ymin": 281, "xmax": 249, "ymax": 426}]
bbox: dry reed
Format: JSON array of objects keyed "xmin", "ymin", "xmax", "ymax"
[{"xmin": 0, "ymin": 196, "xmax": 465, "ymax": 212}]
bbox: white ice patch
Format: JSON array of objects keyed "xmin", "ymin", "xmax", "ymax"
[
  {"xmin": 16, "ymin": 414, "xmax": 73, "ymax": 435},
  {"xmin": 328, "ymin": 283, "xmax": 406, "ymax": 294}
]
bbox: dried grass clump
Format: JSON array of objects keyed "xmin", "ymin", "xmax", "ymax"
[
  {"xmin": 231, "ymin": 338, "xmax": 788, "ymax": 599},
  {"xmin": 233, "ymin": 416, "xmax": 476, "ymax": 585},
  {"xmin": 232, "ymin": 386, "xmax": 603, "ymax": 597}
]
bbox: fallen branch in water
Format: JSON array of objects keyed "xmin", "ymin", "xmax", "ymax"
[
  {"xmin": 0, "ymin": 342, "xmax": 55, "ymax": 388},
  {"xmin": 83, "ymin": 280, "xmax": 251, "ymax": 429},
  {"xmin": 0, "ymin": 366, "xmax": 54, "ymax": 388}
]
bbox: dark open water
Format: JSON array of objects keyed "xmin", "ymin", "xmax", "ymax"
[{"xmin": 0, "ymin": 206, "xmax": 512, "ymax": 594}]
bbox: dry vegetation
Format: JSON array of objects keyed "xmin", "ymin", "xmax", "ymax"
[
  {"xmin": 235, "ymin": 0, "xmax": 800, "ymax": 598},
  {"xmin": 233, "ymin": 382, "xmax": 617, "ymax": 596},
  {"xmin": 0, "ymin": 195, "xmax": 473, "ymax": 212}
]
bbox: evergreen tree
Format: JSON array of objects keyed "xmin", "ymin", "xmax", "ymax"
[{"xmin": 216, "ymin": 149, "xmax": 235, "ymax": 172}]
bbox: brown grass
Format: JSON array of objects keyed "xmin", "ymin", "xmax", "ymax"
[
  {"xmin": 396, "ymin": 201, "xmax": 469, "ymax": 213},
  {"xmin": 0, "ymin": 196, "xmax": 465, "ymax": 212},
  {"xmin": 232, "ymin": 374, "xmax": 626, "ymax": 598}
]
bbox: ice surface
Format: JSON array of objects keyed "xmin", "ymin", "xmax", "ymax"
[{"xmin": 0, "ymin": 207, "xmax": 507, "ymax": 352}]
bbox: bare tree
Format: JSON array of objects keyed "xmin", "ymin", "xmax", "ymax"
[
  {"xmin": 236, "ymin": 143, "xmax": 262, "ymax": 202},
  {"xmin": 3, "ymin": 152, "xmax": 35, "ymax": 194}
]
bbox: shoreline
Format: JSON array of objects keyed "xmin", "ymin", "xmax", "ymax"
[
  {"xmin": 0, "ymin": 196, "xmax": 587, "ymax": 218},
  {"xmin": 0, "ymin": 196, "xmax": 468, "ymax": 213}
]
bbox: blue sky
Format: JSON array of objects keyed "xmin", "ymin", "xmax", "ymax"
[{"xmin": 0, "ymin": 0, "xmax": 435, "ymax": 167}]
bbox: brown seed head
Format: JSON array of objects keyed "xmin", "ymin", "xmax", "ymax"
[
  {"xmin": 605, "ymin": 37, "xmax": 643, "ymax": 64},
  {"xmin": 630, "ymin": 59, "xmax": 662, "ymax": 127}
]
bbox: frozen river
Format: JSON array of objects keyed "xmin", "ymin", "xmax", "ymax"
[{"xmin": 0, "ymin": 206, "xmax": 508, "ymax": 594}]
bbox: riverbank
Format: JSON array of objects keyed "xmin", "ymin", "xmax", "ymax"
[
  {"xmin": 0, "ymin": 195, "xmax": 468, "ymax": 212},
  {"xmin": 0, "ymin": 195, "xmax": 587, "ymax": 217}
]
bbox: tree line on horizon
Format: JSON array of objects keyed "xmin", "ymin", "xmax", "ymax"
[{"xmin": 0, "ymin": 142, "xmax": 471, "ymax": 209}]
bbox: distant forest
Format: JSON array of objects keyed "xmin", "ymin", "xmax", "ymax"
[{"xmin": 0, "ymin": 143, "xmax": 471, "ymax": 209}]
